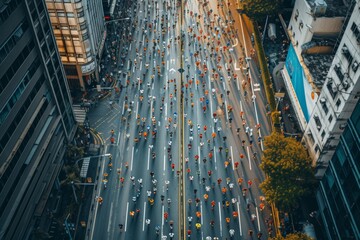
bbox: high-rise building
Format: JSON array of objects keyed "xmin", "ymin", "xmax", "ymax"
[
  {"xmin": 0, "ymin": 0, "xmax": 76, "ymax": 239},
  {"xmin": 281, "ymin": 0, "xmax": 359, "ymax": 177},
  {"xmin": 45, "ymin": 0, "xmax": 106, "ymax": 94},
  {"xmin": 316, "ymin": 100, "xmax": 360, "ymax": 239}
]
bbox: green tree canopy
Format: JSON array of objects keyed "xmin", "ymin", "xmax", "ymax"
[
  {"xmin": 260, "ymin": 132, "xmax": 315, "ymax": 211},
  {"xmin": 272, "ymin": 232, "xmax": 314, "ymax": 240},
  {"xmin": 239, "ymin": 0, "xmax": 283, "ymax": 21}
]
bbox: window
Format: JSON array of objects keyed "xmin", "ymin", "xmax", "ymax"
[
  {"xmin": 294, "ymin": 10, "xmax": 299, "ymax": 21},
  {"xmin": 334, "ymin": 63, "xmax": 344, "ymax": 82},
  {"xmin": 328, "ymin": 115, "xmax": 333, "ymax": 123},
  {"xmin": 299, "ymin": 21, "xmax": 303, "ymax": 31},
  {"xmin": 326, "ymin": 80, "xmax": 337, "ymax": 99},
  {"xmin": 341, "ymin": 44, "xmax": 353, "ymax": 64},
  {"xmin": 320, "ymin": 99, "xmax": 329, "ymax": 115},
  {"xmin": 336, "ymin": 99, "xmax": 341, "ymax": 108},
  {"xmin": 314, "ymin": 114, "xmax": 322, "ymax": 131},
  {"xmin": 321, "ymin": 130, "xmax": 325, "ymax": 140}
]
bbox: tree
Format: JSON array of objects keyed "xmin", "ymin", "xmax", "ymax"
[
  {"xmin": 65, "ymin": 144, "xmax": 85, "ymax": 162},
  {"xmin": 238, "ymin": 0, "xmax": 283, "ymax": 21},
  {"xmin": 259, "ymin": 132, "xmax": 314, "ymax": 211},
  {"xmin": 272, "ymin": 233, "xmax": 314, "ymax": 240}
]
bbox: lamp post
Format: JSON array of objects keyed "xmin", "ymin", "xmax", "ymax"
[{"xmin": 72, "ymin": 153, "xmax": 111, "ymax": 204}]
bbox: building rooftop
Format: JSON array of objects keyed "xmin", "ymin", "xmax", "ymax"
[
  {"xmin": 306, "ymin": 0, "xmax": 349, "ymax": 17},
  {"xmin": 302, "ymin": 53, "xmax": 334, "ymax": 88}
]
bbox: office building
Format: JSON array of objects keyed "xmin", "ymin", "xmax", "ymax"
[
  {"xmin": 45, "ymin": 0, "xmax": 106, "ymax": 94},
  {"xmin": 316, "ymin": 100, "xmax": 360, "ymax": 239},
  {"xmin": 281, "ymin": 0, "xmax": 359, "ymax": 177},
  {"xmin": 0, "ymin": 0, "xmax": 76, "ymax": 239}
]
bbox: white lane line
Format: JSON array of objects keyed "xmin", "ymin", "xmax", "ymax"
[
  {"xmin": 198, "ymin": 146, "xmax": 201, "ymax": 177},
  {"xmin": 222, "ymin": 81, "xmax": 226, "ymax": 91},
  {"xmin": 165, "ymin": 103, "xmax": 167, "ymax": 118},
  {"xmin": 230, "ymin": 146, "xmax": 234, "ymax": 169},
  {"xmin": 152, "ymin": 82, "xmax": 154, "ymax": 90},
  {"xmin": 122, "ymin": 101, "xmax": 125, "ymax": 115},
  {"xmin": 129, "ymin": 43, "xmax": 132, "ymax": 51},
  {"xmin": 161, "ymin": 205, "xmax": 164, "ymax": 236},
  {"xmin": 224, "ymin": 100, "xmax": 229, "ymax": 120},
  {"xmin": 195, "ymin": 73, "xmax": 197, "ymax": 90},
  {"xmin": 214, "ymin": 146, "xmax": 217, "ymax": 170},
  {"xmin": 239, "ymin": 15, "xmax": 248, "ymax": 55},
  {"xmin": 142, "ymin": 201, "xmax": 146, "ymax": 231},
  {"xmin": 147, "ymin": 147, "xmax": 150, "ymax": 170},
  {"xmin": 133, "ymin": 65, "xmax": 135, "ymax": 73},
  {"xmin": 240, "ymin": 99, "xmax": 243, "ymax": 113},
  {"xmin": 218, "ymin": 202, "xmax": 222, "ymax": 237},
  {"xmin": 236, "ymin": 76, "xmax": 240, "ymax": 91},
  {"xmin": 163, "ymin": 147, "xmax": 166, "ymax": 171},
  {"xmin": 136, "ymin": 101, "xmax": 139, "ymax": 117},
  {"xmin": 237, "ymin": 201, "xmax": 242, "ymax": 236},
  {"xmin": 127, "ymin": 60, "xmax": 130, "ymax": 70},
  {"xmin": 107, "ymin": 202, "xmax": 113, "ymax": 232},
  {"xmin": 247, "ymin": 146, "xmax": 251, "ymax": 170},
  {"xmin": 131, "ymin": 147, "xmax": 134, "ymax": 171},
  {"xmin": 150, "ymin": 98, "xmax": 153, "ymax": 119},
  {"xmin": 140, "ymin": 61, "xmax": 143, "ymax": 71},
  {"xmin": 167, "ymin": 60, "xmax": 169, "ymax": 70},
  {"xmin": 256, "ymin": 206, "xmax": 261, "ymax": 231},
  {"xmin": 125, "ymin": 202, "xmax": 129, "ymax": 232},
  {"xmin": 200, "ymin": 201, "xmax": 203, "ymax": 225}
]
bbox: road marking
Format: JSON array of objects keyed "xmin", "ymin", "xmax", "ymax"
[
  {"xmin": 161, "ymin": 205, "xmax": 164, "ymax": 237},
  {"xmin": 167, "ymin": 60, "xmax": 169, "ymax": 70},
  {"xmin": 163, "ymin": 147, "xmax": 166, "ymax": 171},
  {"xmin": 140, "ymin": 61, "xmax": 143, "ymax": 71},
  {"xmin": 158, "ymin": 121, "xmax": 161, "ymax": 126},
  {"xmin": 131, "ymin": 147, "xmax": 134, "ymax": 171},
  {"xmin": 165, "ymin": 103, "xmax": 167, "ymax": 118},
  {"xmin": 147, "ymin": 147, "xmax": 150, "ymax": 170},
  {"xmin": 107, "ymin": 202, "xmax": 113, "ymax": 232},
  {"xmin": 222, "ymin": 81, "xmax": 226, "ymax": 91},
  {"xmin": 236, "ymin": 76, "xmax": 240, "ymax": 91},
  {"xmin": 218, "ymin": 202, "xmax": 222, "ymax": 237},
  {"xmin": 240, "ymin": 100, "xmax": 243, "ymax": 113},
  {"xmin": 198, "ymin": 146, "xmax": 201, "ymax": 177},
  {"xmin": 200, "ymin": 201, "xmax": 203, "ymax": 225},
  {"xmin": 136, "ymin": 101, "xmax": 139, "ymax": 117},
  {"xmin": 224, "ymin": 100, "xmax": 229, "ymax": 120},
  {"xmin": 232, "ymin": 38, "xmax": 238, "ymax": 47},
  {"xmin": 247, "ymin": 146, "xmax": 251, "ymax": 170},
  {"xmin": 230, "ymin": 146, "xmax": 234, "ymax": 169},
  {"xmin": 129, "ymin": 43, "xmax": 132, "ymax": 51},
  {"xmin": 127, "ymin": 60, "xmax": 130, "ymax": 70},
  {"xmin": 256, "ymin": 206, "xmax": 261, "ymax": 231},
  {"xmin": 142, "ymin": 201, "xmax": 146, "ymax": 231},
  {"xmin": 122, "ymin": 101, "xmax": 125, "ymax": 115},
  {"xmin": 214, "ymin": 146, "xmax": 217, "ymax": 170},
  {"xmin": 125, "ymin": 202, "xmax": 129, "ymax": 232},
  {"xmin": 133, "ymin": 65, "xmax": 135, "ymax": 73},
  {"xmin": 237, "ymin": 200, "xmax": 242, "ymax": 236}
]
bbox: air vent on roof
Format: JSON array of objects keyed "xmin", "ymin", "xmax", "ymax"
[{"xmin": 352, "ymin": 61, "xmax": 359, "ymax": 72}]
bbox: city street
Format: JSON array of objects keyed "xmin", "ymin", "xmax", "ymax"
[{"xmin": 89, "ymin": 0, "xmax": 272, "ymax": 239}]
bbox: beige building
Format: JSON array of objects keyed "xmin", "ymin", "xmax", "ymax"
[{"xmin": 46, "ymin": 0, "xmax": 105, "ymax": 93}]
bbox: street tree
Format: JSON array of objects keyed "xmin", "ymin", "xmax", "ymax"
[
  {"xmin": 272, "ymin": 233, "xmax": 314, "ymax": 240},
  {"xmin": 66, "ymin": 143, "xmax": 85, "ymax": 162},
  {"xmin": 238, "ymin": 0, "xmax": 283, "ymax": 21},
  {"xmin": 259, "ymin": 132, "xmax": 314, "ymax": 211}
]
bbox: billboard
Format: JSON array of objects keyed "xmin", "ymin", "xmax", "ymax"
[{"xmin": 285, "ymin": 45, "xmax": 318, "ymax": 122}]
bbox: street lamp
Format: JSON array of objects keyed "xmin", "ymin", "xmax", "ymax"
[
  {"xmin": 75, "ymin": 153, "xmax": 111, "ymax": 167},
  {"xmin": 104, "ymin": 17, "xmax": 130, "ymax": 25},
  {"xmin": 71, "ymin": 153, "xmax": 111, "ymax": 204}
]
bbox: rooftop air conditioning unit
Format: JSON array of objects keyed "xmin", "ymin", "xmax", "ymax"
[
  {"xmin": 342, "ymin": 46, "xmax": 349, "ymax": 54},
  {"xmin": 320, "ymin": 97, "xmax": 326, "ymax": 103},
  {"xmin": 314, "ymin": 0, "xmax": 327, "ymax": 16}
]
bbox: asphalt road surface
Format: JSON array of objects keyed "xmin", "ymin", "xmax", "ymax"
[{"xmin": 90, "ymin": 0, "xmax": 272, "ymax": 239}]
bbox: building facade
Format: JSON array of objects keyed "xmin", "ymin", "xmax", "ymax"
[
  {"xmin": 0, "ymin": 0, "xmax": 76, "ymax": 239},
  {"xmin": 316, "ymin": 100, "xmax": 360, "ymax": 239},
  {"xmin": 45, "ymin": 0, "xmax": 105, "ymax": 94},
  {"xmin": 281, "ymin": 0, "xmax": 359, "ymax": 177}
]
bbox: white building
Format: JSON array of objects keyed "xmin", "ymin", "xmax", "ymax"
[
  {"xmin": 46, "ymin": 0, "xmax": 105, "ymax": 92},
  {"xmin": 281, "ymin": 0, "xmax": 359, "ymax": 177}
]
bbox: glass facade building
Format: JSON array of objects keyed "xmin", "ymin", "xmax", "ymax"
[
  {"xmin": 316, "ymin": 100, "xmax": 360, "ymax": 239},
  {"xmin": 0, "ymin": 0, "xmax": 76, "ymax": 239}
]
